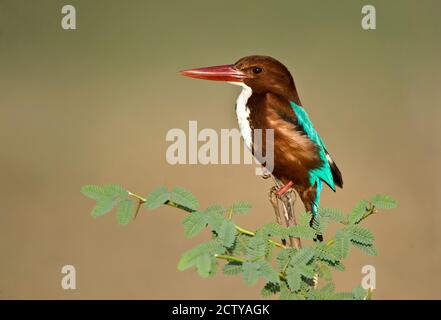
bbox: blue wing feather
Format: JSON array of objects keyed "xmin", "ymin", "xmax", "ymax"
[{"xmin": 290, "ymin": 101, "xmax": 335, "ymax": 213}]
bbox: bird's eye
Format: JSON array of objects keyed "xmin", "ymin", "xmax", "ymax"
[{"xmin": 252, "ymin": 67, "xmax": 263, "ymax": 74}]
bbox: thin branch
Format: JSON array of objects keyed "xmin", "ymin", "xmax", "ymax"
[
  {"xmin": 214, "ymin": 254, "xmax": 246, "ymax": 263},
  {"xmin": 128, "ymin": 191, "xmax": 288, "ymax": 249}
]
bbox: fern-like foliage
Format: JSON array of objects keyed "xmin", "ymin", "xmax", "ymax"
[{"xmin": 81, "ymin": 184, "xmax": 397, "ymax": 300}]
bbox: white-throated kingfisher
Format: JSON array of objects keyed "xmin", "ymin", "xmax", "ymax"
[{"xmin": 181, "ymin": 55, "xmax": 343, "ymax": 227}]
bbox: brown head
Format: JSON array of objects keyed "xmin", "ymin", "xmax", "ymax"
[{"xmin": 181, "ymin": 55, "xmax": 301, "ymax": 104}]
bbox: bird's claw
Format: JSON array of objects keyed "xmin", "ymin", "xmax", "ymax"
[{"xmin": 260, "ymin": 167, "xmax": 272, "ymax": 179}]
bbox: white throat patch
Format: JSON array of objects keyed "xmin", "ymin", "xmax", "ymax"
[{"xmin": 230, "ymin": 82, "xmax": 253, "ymax": 150}]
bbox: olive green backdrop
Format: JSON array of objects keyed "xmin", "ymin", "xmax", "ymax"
[{"xmin": 1, "ymin": 0, "xmax": 440, "ymax": 299}]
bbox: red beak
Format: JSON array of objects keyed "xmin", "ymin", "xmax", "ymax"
[{"xmin": 180, "ymin": 64, "xmax": 246, "ymax": 82}]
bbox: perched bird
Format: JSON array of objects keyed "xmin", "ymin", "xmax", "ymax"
[{"xmin": 181, "ymin": 55, "xmax": 343, "ymax": 227}]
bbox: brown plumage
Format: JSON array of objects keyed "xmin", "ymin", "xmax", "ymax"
[{"xmin": 181, "ymin": 55, "xmax": 343, "ymax": 219}]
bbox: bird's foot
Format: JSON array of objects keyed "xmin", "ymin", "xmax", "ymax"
[
  {"xmin": 275, "ymin": 180, "xmax": 294, "ymax": 197},
  {"xmin": 260, "ymin": 166, "xmax": 272, "ymax": 179}
]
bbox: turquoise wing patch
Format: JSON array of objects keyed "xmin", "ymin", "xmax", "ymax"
[{"xmin": 290, "ymin": 101, "xmax": 336, "ymax": 194}]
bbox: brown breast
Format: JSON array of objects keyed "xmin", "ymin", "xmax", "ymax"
[{"xmin": 248, "ymin": 92, "xmax": 323, "ymax": 188}]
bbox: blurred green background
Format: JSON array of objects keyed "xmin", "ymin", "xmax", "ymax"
[{"xmin": 1, "ymin": 0, "xmax": 440, "ymax": 299}]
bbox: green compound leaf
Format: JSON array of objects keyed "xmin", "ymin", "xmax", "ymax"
[
  {"xmin": 313, "ymin": 243, "xmax": 340, "ymax": 264},
  {"xmin": 261, "ymin": 282, "xmax": 280, "ymax": 297},
  {"xmin": 232, "ymin": 234, "xmax": 250, "ymax": 256},
  {"xmin": 307, "ymin": 290, "xmax": 342, "ymax": 300},
  {"xmin": 290, "ymin": 247, "xmax": 315, "ymax": 267},
  {"xmin": 170, "ymin": 187, "xmax": 199, "ymax": 211},
  {"xmin": 116, "ymin": 199, "xmax": 134, "ymax": 225},
  {"xmin": 287, "ymin": 225, "xmax": 316, "ymax": 240},
  {"xmin": 321, "ymin": 282, "xmax": 335, "ymax": 293},
  {"xmin": 318, "ymin": 264, "xmax": 333, "ymax": 281},
  {"xmin": 311, "ymin": 214, "xmax": 328, "ymax": 235},
  {"xmin": 145, "ymin": 186, "xmax": 170, "ymax": 210},
  {"xmin": 195, "ymin": 253, "xmax": 214, "ymax": 278},
  {"xmin": 81, "ymin": 184, "xmax": 128, "ymax": 201},
  {"xmin": 242, "ymin": 262, "xmax": 260, "ymax": 286},
  {"xmin": 334, "ymin": 229, "xmax": 351, "ymax": 258},
  {"xmin": 352, "ymin": 285, "xmax": 367, "ymax": 300},
  {"xmin": 371, "ymin": 194, "xmax": 397, "ymax": 209},
  {"xmin": 182, "ymin": 211, "xmax": 208, "ymax": 238},
  {"xmin": 222, "ymin": 261, "xmax": 243, "ymax": 276},
  {"xmin": 276, "ymin": 249, "xmax": 292, "ymax": 269},
  {"xmin": 344, "ymin": 225, "xmax": 375, "ymax": 246},
  {"xmin": 257, "ymin": 260, "xmax": 280, "ymax": 284},
  {"xmin": 334, "ymin": 292, "xmax": 357, "ymax": 300},
  {"xmin": 91, "ymin": 198, "xmax": 119, "ymax": 218},
  {"xmin": 352, "ymin": 242, "xmax": 378, "ymax": 256},
  {"xmin": 298, "ymin": 211, "xmax": 312, "ymax": 227},
  {"xmin": 81, "ymin": 185, "xmax": 106, "ymax": 200},
  {"xmin": 246, "ymin": 234, "xmax": 268, "ymax": 260},
  {"xmin": 280, "ymin": 282, "xmax": 304, "ymax": 300},
  {"xmin": 348, "ymin": 200, "xmax": 369, "ymax": 224},
  {"xmin": 206, "ymin": 207, "xmax": 225, "ymax": 233},
  {"xmin": 285, "ymin": 268, "xmax": 302, "ymax": 292},
  {"xmin": 317, "ymin": 207, "xmax": 346, "ymax": 223},
  {"xmin": 204, "ymin": 204, "xmax": 225, "ymax": 216},
  {"xmin": 229, "ymin": 202, "xmax": 252, "ymax": 214},
  {"xmin": 298, "ymin": 264, "xmax": 316, "ymax": 280},
  {"xmin": 218, "ymin": 219, "xmax": 236, "ymax": 248},
  {"xmin": 82, "ymin": 184, "xmax": 129, "ymax": 218},
  {"xmin": 178, "ymin": 240, "xmax": 225, "ymax": 271}
]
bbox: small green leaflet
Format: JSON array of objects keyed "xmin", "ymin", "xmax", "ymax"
[
  {"xmin": 81, "ymin": 184, "xmax": 129, "ymax": 218},
  {"xmin": 90, "ymin": 199, "xmax": 119, "ymax": 218},
  {"xmin": 287, "ymin": 225, "xmax": 316, "ymax": 240},
  {"xmin": 334, "ymin": 229, "xmax": 351, "ymax": 258},
  {"xmin": 298, "ymin": 211, "xmax": 311, "ymax": 227},
  {"xmin": 261, "ymin": 282, "xmax": 280, "ymax": 297},
  {"xmin": 242, "ymin": 261, "xmax": 260, "ymax": 286},
  {"xmin": 81, "ymin": 184, "xmax": 128, "ymax": 201},
  {"xmin": 257, "ymin": 260, "xmax": 279, "ymax": 284},
  {"xmin": 81, "ymin": 185, "xmax": 107, "ymax": 201},
  {"xmin": 178, "ymin": 240, "xmax": 225, "ymax": 271},
  {"xmin": 229, "ymin": 202, "xmax": 252, "ymax": 214},
  {"xmin": 290, "ymin": 247, "xmax": 315, "ymax": 266},
  {"xmin": 321, "ymin": 282, "xmax": 335, "ymax": 293},
  {"xmin": 352, "ymin": 242, "xmax": 378, "ymax": 256},
  {"xmin": 145, "ymin": 186, "xmax": 170, "ymax": 210},
  {"xmin": 280, "ymin": 282, "xmax": 304, "ymax": 300},
  {"xmin": 371, "ymin": 194, "xmax": 397, "ymax": 209},
  {"xmin": 218, "ymin": 219, "xmax": 236, "ymax": 247},
  {"xmin": 344, "ymin": 225, "xmax": 375, "ymax": 246},
  {"xmin": 116, "ymin": 199, "xmax": 134, "ymax": 225},
  {"xmin": 317, "ymin": 207, "xmax": 346, "ymax": 223},
  {"xmin": 352, "ymin": 285, "xmax": 367, "ymax": 300},
  {"xmin": 313, "ymin": 243, "xmax": 340, "ymax": 264},
  {"xmin": 223, "ymin": 261, "xmax": 243, "ymax": 276},
  {"xmin": 276, "ymin": 249, "xmax": 291, "ymax": 269},
  {"xmin": 246, "ymin": 234, "xmax": 268, "ymax": 260},
  {"xmin": 195, "ymin": 253, "xmax": 214, "ymax": 278},
  {"xmin": 182, "ymin": 211, "xmax": 208, "ymax": 238},
  {"xmin": 318, "ymin": 264, "xmax": 333, "ymax": 281},
  {"xmin": 285, "ymin": 268, "xmax": 301, "ymax": 292},
  {"xmin": 204, "ymin": 205, "xmax": 225, "ymax": 232},
  {"xmin": 170, "ymin": 187, "xmax": 199, "ymax": 211},
  {"xmin": 348, "ymin": 200, "xmax": 369, "ymax": 224}
]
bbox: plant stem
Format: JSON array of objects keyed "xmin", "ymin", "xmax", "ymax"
[
  {"xmin": 129, "ymin": 192, "xmax": 146, "ymax": 203},
  {"xmin": 129, "ymin": 192, "xmax": 146, "ymax": 219},
  {"xmin": 214, "ymin": 254, "xmax": 246, "ymax": 263}
]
